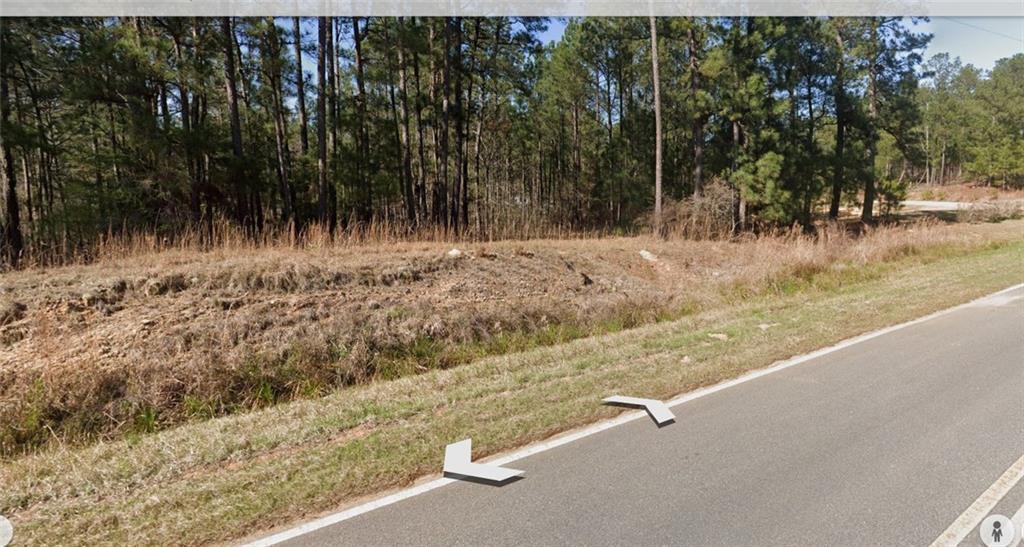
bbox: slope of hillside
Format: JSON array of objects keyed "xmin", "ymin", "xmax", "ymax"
[
  {"xmin": 2, "ymin": 222, "xmax": 1021, "ymax": 546},
  {"xmin": 1, "ymin": 219, "xmax": 1022, "ymax": 454}
]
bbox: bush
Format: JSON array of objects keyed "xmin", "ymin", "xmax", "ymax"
[{"xmin": 650, "ymin": 179, "xmax": 736, "ymax": 240}]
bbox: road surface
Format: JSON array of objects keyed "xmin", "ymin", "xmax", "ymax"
[
  {"xmin": 903, "ymin": 200, "xmax": 968, "ymax": 211},
  {"xmin": 268, "ymin": 286, "xmax": 1024, "ymax": 546}
]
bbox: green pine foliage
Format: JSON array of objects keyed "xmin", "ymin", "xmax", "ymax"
[{"xmin": 1, "ymin": 16, "xmax": 1019, "ymax": 266}]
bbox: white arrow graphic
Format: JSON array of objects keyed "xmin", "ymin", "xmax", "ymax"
[
  {"xmin": 603, "ymin": 395, "xmax": 675, "ymax": 426},
  {"xmin": 443, "ymin": 439, "xmax": 524, "ymax": 483}
]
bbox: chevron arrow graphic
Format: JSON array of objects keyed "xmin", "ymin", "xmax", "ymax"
[
  {"xmin": 443, "ymin": 439, "xmax": 524, "ymax": 484},
  {"xmin": 603, "ymin": 395, "xmax": 676, "ymax": 426}
]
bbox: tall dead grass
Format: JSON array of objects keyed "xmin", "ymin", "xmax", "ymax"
[
  {"xmin": 12, "ymin": 215, "xmax": 625, "ymax": 270},
  {"xmin": 956, "ymin": 201, "xmax": 1024, "ymax": 224},
  {"xmin": 0, "ymin": 216, "xmax": 1017, "ymax": 456},
  {"xmin": 659, "ymin": 180, "xmax": 738, "ymax": 239}
]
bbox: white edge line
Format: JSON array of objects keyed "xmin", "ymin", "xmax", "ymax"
[
  {"xmin": 1013, "ymin": 501, "xmax": 1024, "ymax": 547},
  {"xmin": 245, "ymin": 282, "xmax": 1024, "ymax": 547},
  {"xmin": 928, "ymin": 454, "xmax": 1024, "ymax": 547}
]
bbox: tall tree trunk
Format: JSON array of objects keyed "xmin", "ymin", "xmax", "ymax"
[
  {"xmin": 221, "ymin": 17, "xmax": 246, "ymax": 227},
  {"xmin": 293, "ymin": 17, "xmax": 309, "ymax": 156},
  {"xmin": 802, "ymin": 71, "xmax": 816, "ymax": 228},
  {"xmin": 451, "ymin": 17, "xmax": 464, "ymax": 232},
  {"xmin": 439, "ymin": 18, "xmax": 452, "ymax": 228},
  {"xmin": 650, "ymin": 16, "xmax": 663, "ymax": 235},
  {"xmin": 352, "ymin": 17, "xmax": 372, "ymax": 224},
  {"xmin": 326, "ymin": 19, "xmax": 336, "ymax": 161},
  {"xmin": 265, "ymin": 18, "xmax": 294, "ymax": 223},
  {"xmin": 1, "ymin": 34, "xmax": 24, "ymax": 266},
  {"xmin": 325, "ymin": 17, "xmax": 338, "ymax": 233},
  {"xmin": 396, "ymin": 18, "xmax": 416, "ymax": 227},
  {"xmin": 862, "ymin": 20, "xmax": 879, "ymax": 223},
  {"xmin": 939, "ymin": 143, "xmax": 946, "ymax": 185},
  {"xmin": 460, "ymin": 18, "xmax": 480, "ymax": 230},
  {"xmin": 412, "ymin": 38, "xmax": 429, "ymax": 220},
  {"xmin": 829, "ymin": 25, "xmax": 847, "ymax": 219},
  {"xmin": 159, "ymin": 83, "xmax": 171, "ymax": 131},
  {"xmin": 106, "ymin": 105, "xmax": 121, "ymax": 187},
  {"xmin": 171, "ymin": 31, "xmax": 200, "ymax": 225},
  {"xmin": 688, "ymin": 24, "xmax": 704, "ymax": 196},
  {"xmin": 316, "ymin": 17, "xmax": 329, "ymax": 225}
]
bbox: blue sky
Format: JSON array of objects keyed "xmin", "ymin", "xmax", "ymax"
[
  {"xmin": 536, "ymin": 17, "xmax": 1024, "ymax": 71},
  {"xmin": 289, "ymin": 16, "xmax": 1022, "ymax": 88},
  {"xmin": 916, "ymin": 17, "xmax": 1023, "ymax": 69}
]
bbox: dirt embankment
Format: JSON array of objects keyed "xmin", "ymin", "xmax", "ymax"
[{"xmin": 1, "ymin": 220, "xmax": 1019, "ymax": 454}]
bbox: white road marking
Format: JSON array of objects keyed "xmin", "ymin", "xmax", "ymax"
[
  {"xmin": 602, "ymin": 396, "xmax": 675, "ymax": 425},
  {"xmin": 928, "ymin": 454, "xmax": 1024, "ymax": 547},
  {"xmin": 243, "ymin": 283, "xmax": 1024, "ymax": 546},
  {"xmin": 901, "ymin": 200, "xmax": 968, "ymax": 211},
  {"xmin": 968, "ymin": 292, "xmax": 1024, "ymax": 308},
  {"xmin": 1009, "ymin": 501, "xmax": 1024, "ymax": 547},
  {"xmin": 443, "ymin": 439, "xmax": 524, "ymax": 483}
]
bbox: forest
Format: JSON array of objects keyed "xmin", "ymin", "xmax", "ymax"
[{"xmin": 1, "ymin": 16, "xmax": 1022, "ymax": 267}]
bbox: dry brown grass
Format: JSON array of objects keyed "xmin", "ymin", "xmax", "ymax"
[
  {"xmin": 956, "ymin": 201, "xmax": 1024, "ymax": 223},
  {"xmin": 2, "ymin": 232, "xmax": 1021, "ymax": 546},
  {"xmin": 645, "ymin": 180, "xmax": 737, "ymax": 239},
  {"xmin": 11, "ymin": 215, "xmax": 623, "ymax": 270},
  {"xmin": 908, "ymin": 182, "xmax": 1024, "ymax": 202},
  {"xmin": 1, "ymin": 217, "xmax": 1021, "ymax": 455}
]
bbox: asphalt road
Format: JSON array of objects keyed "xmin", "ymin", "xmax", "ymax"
[
  {"xmin": 278, "ymin": 286, "xmax": 1024, "ymax": 547},
  {"xmin": 902, "ymin": 199, "xmax": 968, "ymax": 211}
]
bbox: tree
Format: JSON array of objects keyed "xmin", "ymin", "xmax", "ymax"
[
  {"xmin": 828, "ymin": 18, "xmax": 851, "ymax": 219},
  {"xmin": 257, "ymin": 17, "xmax": 295, "ymax": 223},
  {"xmin": 650, "ymin": 16, "xmax": 662, "ymax": 233},
  {"xmin": 316, "ymin": 17, "xmax": 329, "ymax": 225},
  {"xmin": 222, "ymin": 18, "xmax": 247, "ymax": 226},
  {"xmin": 967, "ymin": 55, "xmax": 1024, "ymax": 186},
  {"xmin": 1, "ymin": 23, "xmax": 24, "ymax": 265},
  {"xmin": 0, "ymin": 15, "xmax": 959, "ymax": 267},
  {"xmin": 293, "ymin": 17, "xmax": 309, "ymax": 156},
  {"xmin": 352, "ymin": 16, "xmax": 371, "ymax": 224},
  {"xmin": 855, "ymin": 17, "xmax": 929, "ymax": 222},
  {"xmin": 395, "ymin": 17, "xmax": 417, "ymax": 227}
]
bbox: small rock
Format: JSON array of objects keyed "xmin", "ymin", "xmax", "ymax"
[
  {"xmin": 682, "ymin": 355, "xmax": 693, "ymax": 364},
  {"xmin": 708, "ymin": 333, "xmax": 729, "ymax": 341},
  {"xmin": 758, "ymin": 323, "xmax": 780, "ymax": 331},
  {"xmin": 446, "ymin": 248, "xmax": 463, "ymax": 259},
  {"xmin": 639, "ymin": 250, "xmax": 658, "ymax": 262}
]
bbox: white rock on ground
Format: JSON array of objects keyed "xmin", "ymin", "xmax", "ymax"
[
  {"xmin": 446, "ymin": 248, "xmax": 463, "ymax": 259},
  {"xmin": 639, "ymin": 250, "xmax": 657, "ymax": 262}
]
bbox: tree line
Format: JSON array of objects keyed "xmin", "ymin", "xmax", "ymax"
[{"xmin": 1, "ymin": 16, "xmax": 1022, "ymax": 266}]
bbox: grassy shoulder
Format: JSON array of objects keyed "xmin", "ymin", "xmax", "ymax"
[{"xmin": 2, "ymin": 226, "xmax": 1023, "ymax": 546}]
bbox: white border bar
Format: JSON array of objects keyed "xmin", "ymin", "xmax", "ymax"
[{"xmin": 1, "ymin": 1, "xmax": 1022, "ymax": 17}]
